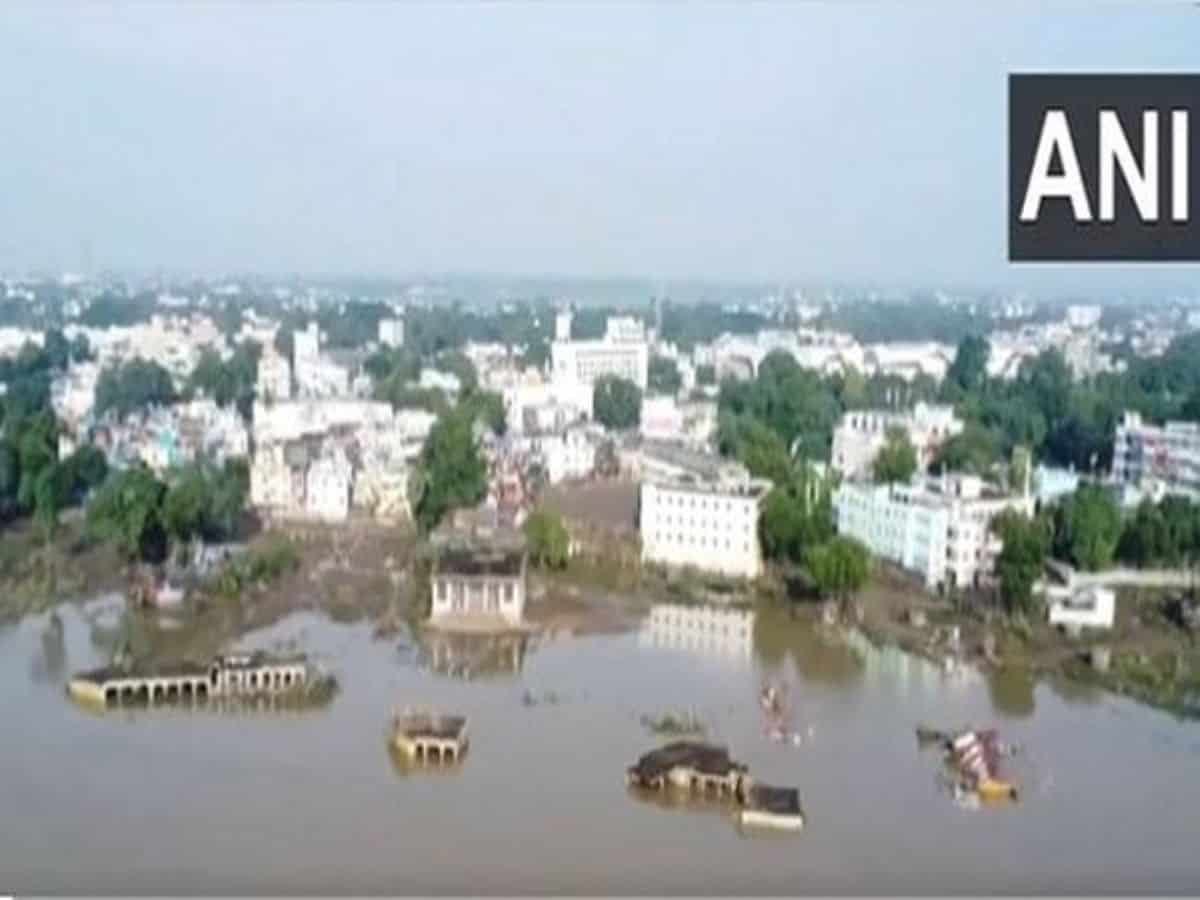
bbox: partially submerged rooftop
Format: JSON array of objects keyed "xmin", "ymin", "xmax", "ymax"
[
  {"xmin": 433, "ymin": 547, "xmax": 526, "ymax": 579},
  {"xmin": 627, "ymin": 741, "xmax": 748, "ymax": 781},
  {"xmin": 392, "ymin": 710, "xmax": 468, "ymax": 741}
]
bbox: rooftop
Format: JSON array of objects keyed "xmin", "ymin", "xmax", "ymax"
[
  {"xmin": 628, "ymin": 741, "xmax": 748, "ymax": 780},
  {"xmin": 433, "ymin": 547, "xmax": 526, "ymax": 578}
]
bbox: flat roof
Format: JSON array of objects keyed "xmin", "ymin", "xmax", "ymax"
[{"xmin": 434, "ymin": 547, "xmax": 526, "ymax": 578}]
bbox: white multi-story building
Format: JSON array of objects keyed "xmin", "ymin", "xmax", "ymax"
[
  {"xmin": 305, "ymin": 451, "xmax": 352, "ymax": 522},
  {"xmin": 1112, "ymin": 411, "xmax": 1200, "ymax": 499},
  {"xmin": 1066, "ymin": 305, "xmax": 1102, "ymax": 329},
  {"xmin": 604, "ymin": 315, "xmax": 647, "ymax": 344},
  {"xmin": 489, "ymin": 371, "xmax": 592, "ymax": 435},
  {"xmin": 290, "ymin": 321, "xmax": 352, "ymax": 399},
  {"xmin": 639, "ymin": 450, "xmax": 770, "ymax": 579},
  {"xmin": 50, "ymin": 361, "xmax": 101, "ymax": 427},
  {"xmin": 551, "ymin": 336, "xmax": 649, "ymax": 390},
  {"xmin": 555, "ymin": 309, "xmax": 573, "ymax": 341},
  {"xmin": 256, "ymin": 348, "xmax": 292, "ymax": 401},
  {"xmin": 530, "ymin": 425, "xmax": 597, "ymax": 484},
  {"xmin": 831, "ymin": 403, "xmax": 963, "ymax": 478},
  {"xmin": 378, "ymin": 317, "xmax": 405, "ymax": 348},
  {"xmin": 833, "ymin": 474, "xmax": 1034, "ymax": 592},
  {"xmin": 0, "ymin": 327, "xmax": 43, "ymax": 357}
]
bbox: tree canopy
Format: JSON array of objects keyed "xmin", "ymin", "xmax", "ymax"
[
  {"xmin": 95, "ymin": 358, "xmax": 177, "ymax": 420},
  {"xmin": 187, "ymin": 341, "xmax": 260, "ymax": 417},
  {"xmin": 86, "ymin": 465, "xmax": 169, "ymax": 562},
  {"xmin": 993, "ymin": 510, "xmax": 1050, "ymax": 614},
  {"xmin": 1053, "ymin": 484, "xmax": 1122, "ymax": 572},
  {"xmin": 805, "ymin": 536, "xmax": 870, "ymax": 603},
  {"xmin": 872, "ymin": 426, "xmax": 918, "ymax": 484},
  {"xmin": 525, "ymin": 507, "xmax": 570, "ymax": 569},
  {"xmin": 648, "ymin": 356, "xmax": 682, "ymax": 395},
  {"xmin": 413, "ymin": 408, "xmax": 488, "ymax": 532},
  {"xmin": 593, "ymin": 376, "xmax": 641, "ymax": 431}
]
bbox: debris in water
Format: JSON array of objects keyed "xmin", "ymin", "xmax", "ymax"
[{"xmin": 639, "ymin": 709, "xmax": 706, "ymax": 736}]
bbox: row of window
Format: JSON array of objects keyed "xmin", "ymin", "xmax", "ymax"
[
  {"xmin": 435, "ymin": 579, "xmax": 517, "ymax": 604},
  {"xmin": 652, "ymin": 514, "xmax": 751, "ymax": 534},
  {"xmin": 654, "ymin": 532, "xmax": 750, "ymax": 553},
  {"xmin": 656, "ymin": 493, "xmax": 750, "ymax": 514}
]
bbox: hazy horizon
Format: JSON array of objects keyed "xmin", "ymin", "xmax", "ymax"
[{"xmin": 3, "ymin": 2, "xmax": 1200, "ymax": 295}]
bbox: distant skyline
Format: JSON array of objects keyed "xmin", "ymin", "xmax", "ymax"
[{"xmin": 2, "ymin": 2, "xmax": 1200, "ymax": 296}]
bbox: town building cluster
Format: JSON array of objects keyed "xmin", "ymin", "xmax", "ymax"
[{"xmin": 7, "ymin": 275, "xmax": 1200, "ymax": 613}]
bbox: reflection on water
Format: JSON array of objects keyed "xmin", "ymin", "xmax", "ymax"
[
  {"xmin": 414, "ymin": 629, "xmax": 532, "ymax": 680},
  {"xmin": 29, "ymin": 613, "xmax": 67, "ymax": 685},
  {"xmin": 988, "ymin": 667, "xmax": 1037, "ymax": 719},
  {"xmin": 387, "ymin": 742, "xmax": 468, "ymax": 779},
  {"xmin": 5, "ymin": 599, "xmax": 1200, "ymax": 894},
  {"xmin": 639, "ymin": 603, "xmax": 754, "ymax": 664},
  {"xmin": 842, "ymin": 627, "xmax": 976, "ymax": 696},
  {"xmin": 753, "ymin": 606, "xmax": 865, "ymax": 688}
]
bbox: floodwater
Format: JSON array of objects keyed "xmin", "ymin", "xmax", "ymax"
[{"xmin": 3, "ymin": 599, "xmax": 1200, "ymax": 895}]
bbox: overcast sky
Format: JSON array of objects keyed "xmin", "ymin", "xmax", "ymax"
[{"xmin": 2, "ymin": 1, "xmax": 1199, "ymax": 295}]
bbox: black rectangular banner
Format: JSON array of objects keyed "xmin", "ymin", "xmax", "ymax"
[{"xmin": 1009, "ymin": 73, "xmax": 1199, "ymax": 261}]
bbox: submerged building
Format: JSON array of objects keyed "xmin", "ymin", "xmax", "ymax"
[{"xmin": 429, "ymin": 547, "xmax": 528, "ymax": 628}]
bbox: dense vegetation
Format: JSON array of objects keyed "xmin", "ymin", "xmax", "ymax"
[
  {"xmin": 86, "ymin": 460, "xmax": 249, "ymax": 563},
  {"xmin": 186, "ymin": 341, "xmax": 261, "ymax": 418},
  {"xmin": 411, "ymin": 407, "xmax": 489, "ymax": 533},
  {"xmin": 525, "ymin": 508, "xmax": 570, "ymax": 569},
  {"xmin": 95, "ymin": 358, "xmax": 177, "ymax": 420},
  {"xmin": 593, "ymin": 376, "xmax": 641, "ymax": 431},
  {"xmin": 0, "ymin": 335, "xmax": 107, "ymax": 537},
  {"xmin": 647, "ymin": 356, "xmax": 682, "ymax": 395}
]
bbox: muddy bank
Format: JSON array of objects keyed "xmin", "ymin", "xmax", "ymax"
[
  {"xmin": 822, "ymin": 566, "xmax": 1200, "ymax": 720},
  {"xmin": 0, "ymin": 518, "xmax": 126, "ymax": 626}
]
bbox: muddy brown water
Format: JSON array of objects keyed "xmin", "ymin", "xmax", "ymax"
[{"xmin": 3, "ymin": 599, "xmax": 1200, "ymax": 895}]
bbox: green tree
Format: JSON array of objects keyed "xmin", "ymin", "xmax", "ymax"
[
  {"xmin": 758, "ymin": 461, "xmax": 834, "ymax": 565},
  {"xmin": 525, "ymin": 507, "xmax": 570, "ymax": 569},
  {"xmin": 1056, "ymin": 484, "xmax": 1122, "ymax": 571},
  {"xmin": 804, "ymin": 537, "xmax": 870, "ymax": 604},
  {"xmin": 42, "ymin": 329, "xmax": 71, "ymax": 371},
  {"xmin": 520, "ymin": 337, "xmax": 550, "ymax": 371},
  {"xmin": 414, "ymin": 409, "xmax": 487, "ymax": 532},
  {"xmin": 695, "ymin": 364, "xmax": 716, "ymax": 386},
  {"xmin": 32, "ymin": 463, "xmax": 64, "ymax": 539},
  {"xmin": 593, "ymin": 375, "xmax": 641, "ymax": 430},
  {"xmin": 931, "ymin": 423, "xmax": 1002, "ymax": 475},
  {"xmin": 435, "ymin": 351, "xmax": 479, "ymax": 394},
  {"xmin": 993, "ymin": 510, "xmax": 1049, "ymax": 614},
  {"xmin": 69, "ymin": 334, "xmax": 93, "ymax": 363},
  {"xmin": 16, "ymin": 412, "xmax": 58, "ymax": 512},
  {"xmin": 95, "ymin": 358, "xmax": 176, "ymax": 419},
  {"xmin": 872, "ymin": 426, "xmax": 917, "ymax": 484},
  {"xmin": 187, "ymin": 341, "xmax": 260, "ymax": 414},
  {"xmin": 0, "ymin": 439, "xmax": 19, "ymax": 518},
  {"xmin": 648, "ymin": 356, "xmax": 682, "ymax": 395},
  {"xmin": 727, "ymin": 418, "xmax": 792, "ymax": 485},
  {"xmin": 162, "ymin": 461, "xmax": 248, "ymax": 545},
  {"xmin": 60, "ymin": 445, "xmax": 109, "ymax": 505},
  {"xmin": 944, "ymin": 335, "xmax": 990, "ymax": 396},
  {"xmin": 461, "ymin": 389, "xmax": 507, "ymax": 436},
  {"xmin": 86, "ymin": 466, "xmax": 169, "ymax": 562}
]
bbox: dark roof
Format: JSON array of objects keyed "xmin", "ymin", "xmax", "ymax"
[
  {"xmin": 393, "ymin": 712, "xmax": 468, "ymax": 741},
  {"xmin": 73, "ymin": 660, "xmax": 209, "ymax": 682},
  {"xmin": 628, "ymin": 741, "xmax": 747, "ymax": 780},
  {"xmin": 434, "ymin": 547, "xmax": 525, "ymax": 578},
  {"xmin": 744, "ymin": 784, "xmax": 802, "ymax": 816}
]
